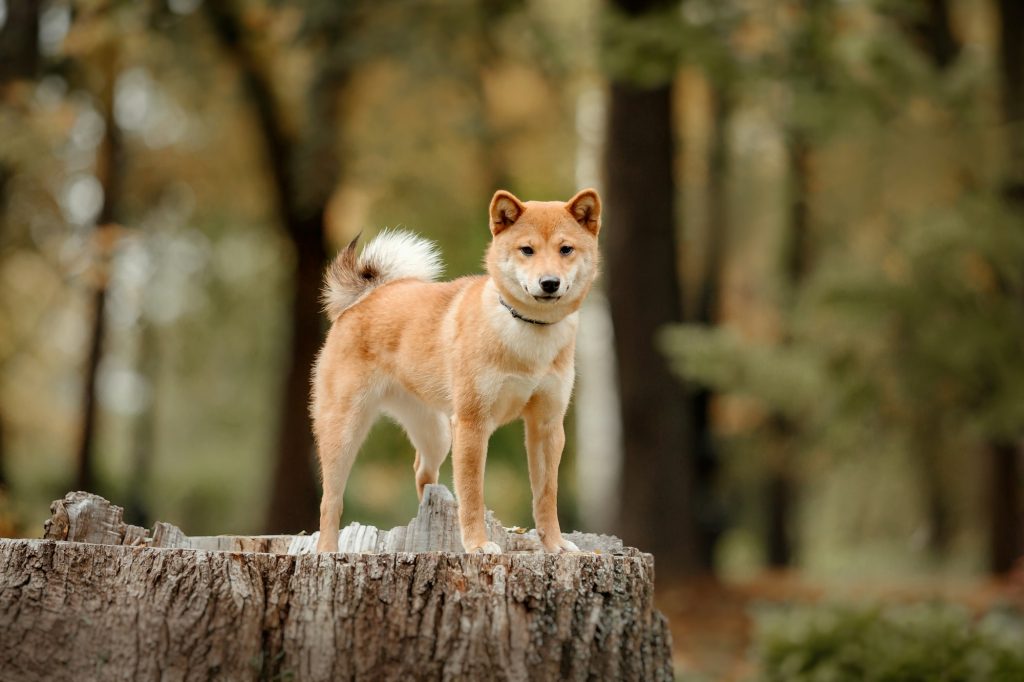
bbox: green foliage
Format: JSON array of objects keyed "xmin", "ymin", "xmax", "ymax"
[
  {"xmin": 664, "ymin": 193, "xmax": 1024, "ymax": 556},
  {"xmin": 601, "ymin": 4, "xmax": 687, "ymax": 87},
  {"xmin": 755, "ymin": 603, "xmax": 1024, "ymax": 682},
  {"xmin": 666, "ymin": 193, "xmax": 1024, "ymax": 442},
  {"xmin": 657, "ymin": 0, "xmax": 1024, "ymax": 572},
  {"xmin": 601, "ymin": 0, "xmax": 745, "ymax": 89},
  {"xmin": 819, "ymin": 197, "xmax": 1024, "ymax": 443},
  {"xmin": 660, "ymin": 325, "xmax": 832, "ymax": 423}
]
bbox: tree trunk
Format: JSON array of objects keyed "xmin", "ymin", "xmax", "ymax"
[
  {"xmin": 690, "ymin": 85, "xmax": 732, "ymax": 568},
  {"xmin": 1, "ymin": 487, "xmax": 675, "ymax": 681},
  {"xmin": 989, "ymin": 0, "xmax": 1024, "ymax": 574},
  {"xmin": 908, "ymin": 407, "xmax": 953, "ymax": 556},
  {"xmin": 0, "ymin": 541, "xmax": 672, "ymax": 681},
  {"xmin": 0, "ymin": 409, "xmax": 6, "ymax": 489},
  {"xmin": 895, "ymin": 0, "xmax": 958, "ymax": 71},
  {"xmin": 125, "ymin": 318, "xmax": 160, "ymax": 527},
  {"xmin": 74, "ymin": 285, "xmax": 107, "ymax": 493},
  {"xmin": 604, "ymin": 74, "xmax": 698, "ymax": 575},
  {"xmin": 0, "ymin": 0, "xmax": 40, "ymax": 85},
  {"xmin": 263, "ymin": 58, "xmax": 347, "ymax": 532},
  {"xmin": 763, "ymin": 131, "xmax": 813, "ymax": 569},
  {"xmin": 694, "ymin": 87, "xmax": 731, "ymax": 330},
  {"xmin": 75, "ymin": 59, "xmax": 123, "ymax": 493},
  {"xmin": 469, "ymin": 5, "xmax": 513, "ymax": 194},
  {"xmin": 764, "ymin": 414, "xmax": 797, "ymax": 567},
  {"xmin": 264, "ymin": 213, "xmax": 327, "ymax": 533},
  {"xmin": 998, "ymin": 0, "xmax": 1024, "ymax": 201},
  {"xmin": 0, "ymin": 175, "xmax": 8, "ymax": 489},
  {"xmin": 988, "ymin": 440, "xmax": 1022, "ymax": 574},
  {"xmin": 204, "ymin": 2, "xmax": 346, "ymax": 533},
  {"xmin": 905, "ymin": 0, "xmax": 962, "ymax": 560},
  {"xmin": 0, "ymin": 0, "xmax": 40, "ymax": 493},
  {"xmin": 765, "ymin": 457, "xmax": 793, "ymax": 567},
  {"xmin": 782, "ymin": 132, "xmax": 812, "ymax": 298}
]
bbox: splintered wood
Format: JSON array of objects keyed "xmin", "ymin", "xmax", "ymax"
[{"xmin": 2, "ymin": 485, "xmax": 673, "ymax": 681}]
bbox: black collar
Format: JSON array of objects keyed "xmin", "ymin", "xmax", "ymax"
[{"xmin": 498, "ymin": 297, "xmax": 552, "ymax": 326}]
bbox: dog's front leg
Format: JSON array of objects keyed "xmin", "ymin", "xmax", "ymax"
[
  {"xmin": 452, "ymin": 414, "xmax": 500, "ymax": 553},
  {"xmin": 523, "ymin": 399, "xmax": 580, "ymax": 554}
]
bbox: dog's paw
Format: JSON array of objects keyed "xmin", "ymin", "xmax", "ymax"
[
  {"xmin": 542, "ymin": 536, "xmax": 580, "ymax": 554},
  {"xmin": 467, "ymin": 541, "xmax": 503, "ymax": 554}
]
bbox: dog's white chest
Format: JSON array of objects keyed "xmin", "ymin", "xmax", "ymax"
[
  {"xmin": 471, "ymin": 282, "xmax": 579, "ymax": 424},
  {"xmin": 485, "ymin": 298, "xmax": 578, "ymax": 368},
  {"xmin": 476, "ymin": 371, "xmax": 544, "ymax": 426}
]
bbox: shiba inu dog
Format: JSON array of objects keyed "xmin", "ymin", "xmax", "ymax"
[{"xmin": 311, "ymin": 189, "xmax": 602, "ymax": 554}]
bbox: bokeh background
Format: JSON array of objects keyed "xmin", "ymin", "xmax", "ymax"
[{"xmin": 1, "ymin": 0, "xmax": 1023, "ymax": 678}]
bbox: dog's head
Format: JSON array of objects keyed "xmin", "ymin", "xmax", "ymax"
[{"xmin": 486, "ymin": 189, "xmax": 602, "ymax": 318}]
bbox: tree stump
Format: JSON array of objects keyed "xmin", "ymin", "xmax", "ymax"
[{"xmin": 0, "ymin": 485, "xmax": 673, "ymax": 681}]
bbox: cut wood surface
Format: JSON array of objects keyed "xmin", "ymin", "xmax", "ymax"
[{"xmin": 1, "ymin": 485, "xmax": 674, "ymax": 681}]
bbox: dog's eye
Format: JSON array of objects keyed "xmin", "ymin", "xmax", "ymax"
[
  {"xmin": 560, "ymin": 245, "xmax": 574, "ymax": 256},
  {"xmin": 519, "ymin": 246, "xmax": 534, "ymax": 256}
]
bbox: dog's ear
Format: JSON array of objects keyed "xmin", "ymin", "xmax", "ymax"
[
  {"xmin": 566, "ymin": 188, "xmax": 601, "ymax": 236},
  {"xmin": 489, "ymin": 190, "xmax": 526, "ymax": 236}
]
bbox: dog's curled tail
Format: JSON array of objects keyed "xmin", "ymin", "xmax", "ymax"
[{"xmin": 321, "ymin": 229, "xmax": 444, "ymax": 319}]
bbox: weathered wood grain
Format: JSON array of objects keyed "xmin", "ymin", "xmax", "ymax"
[
  {"xmin": 3, "ymin": 486, "xmax": 674, "ymax": 680},
  {"xmin": 0, "ymin": 540, "xmax": 672, "ymax": 681}
]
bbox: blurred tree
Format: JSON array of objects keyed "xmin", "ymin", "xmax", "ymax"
[
  {"xmin": 664, "ymin": 0, "xmax": 1024, "ymax": 578},
  {"xmin": 125, "ymin": 318, "xmax": 159, "ymax": 526},
  {"xmin": 0, "ymin": 0, "xmax": 41, "ymax": 491},
  {"xmin": 0, "ymin": 0, "xmax": 40, "ymax": 85},
  {"xmin": 0, "ymin": 414, "xmax": 5, "ymax": 490},
  {"xmin": 998, "ymin": 0, "xmax": 1024, "ymax": 197},
  {"xmin": 603, "ymin": 0, "xmax": 701, "ymax": 575},
  {"xmin": 203, "ymin": 1, "xmax": 355, "ymax": 533},
  {"xmin": 764, "ymin": 148, "xmax": 807, "ymax": 567},
  {"xmin": 998, "ymin": 0, "xmax": 1024, "ymax": 199},
  {"xmin": 677, "ymin": 0, "xmax": 746, "ymax": 568},
  {"xmin": 467, "ymin": 0, "xmax": 518, "ymax": 193},
  {"xmin": 895, "ymin": 0, "xmax": 961, "ymax": 559},
  {"xmin": 991, "ymin": 0, "xmax": 1024, "ymax": 574},
  {"xmin": 887, "ymin": 0, "xmax": 959, "ymax": 71},
  {"xmin": 690, "ymin": 82, "xmax": 731, "ymax": 566},
  {"xmin": 67, "ymin": 6, "xmax": 126, "ymax": 495},
  {"xmin": 764, "ymin": 0, "xmax": 835, "ymax": 568},
  {"xmin": 75, "ymin": 139, "xmax": 121, "ymax": 494}
]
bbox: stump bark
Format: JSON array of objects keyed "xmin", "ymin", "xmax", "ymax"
[{"xmin": 0, "ymin": 486, "xmax": 673, "ymax": 681}]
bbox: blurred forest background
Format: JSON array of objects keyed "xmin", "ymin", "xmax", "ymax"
[{"xmin": 2, "ymin": 0, "xmax": 1024, "ymax": 677}]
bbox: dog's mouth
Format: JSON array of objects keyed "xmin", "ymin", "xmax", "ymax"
[{"xmin": 533, "ymin": 295, "xmax": 561, "ymax": 302}]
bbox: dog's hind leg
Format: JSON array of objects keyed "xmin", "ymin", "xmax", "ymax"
[
  {"xmin": 385, "ymin": 396, "xmax": 451, "ymax": 500},
  {"xmin": 314, "ymin": 391, "xmax": 377, "ymax": 553}
]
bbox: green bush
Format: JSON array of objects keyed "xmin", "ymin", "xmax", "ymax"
[{"xmin": 754, "ymin": 603, "xmax": 1024, "ymax": 682}]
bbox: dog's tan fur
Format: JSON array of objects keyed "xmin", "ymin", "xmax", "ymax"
[{"xmin": 311, "ymin": 189, "xmax": 601, "ymax": 553}]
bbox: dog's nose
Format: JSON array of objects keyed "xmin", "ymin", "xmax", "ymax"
[{"xmin": 540, "ymin": 276, "xmax": 560, "ymax": 294}]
